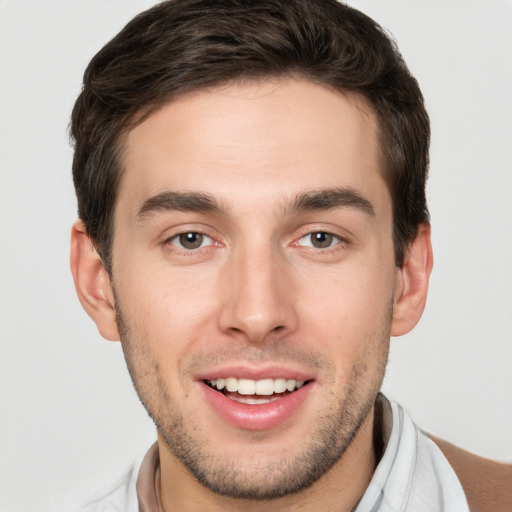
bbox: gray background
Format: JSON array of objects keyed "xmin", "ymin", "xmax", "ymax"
[{"xmin": 1, "ymin": 1, "xmax": 511, "ymax": 510}]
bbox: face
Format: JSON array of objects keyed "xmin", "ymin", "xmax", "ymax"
[{"xmin": 110, "ymin": 80, "xmax": 399, "ymax": 498}]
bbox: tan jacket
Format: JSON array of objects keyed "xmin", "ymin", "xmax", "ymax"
[{"xmin": 432, "ymin": 437, "xmax": 512, "ymax": 512}]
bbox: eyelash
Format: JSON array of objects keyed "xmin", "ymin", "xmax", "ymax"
[
  {"xmin": 164, "ymin": 231, "xmax": 216, "ymax": 252},
  {"xmin": 162, "ymin": 229, "xmax": 349, "ymax": 256},
  {"xmin": 293, "ymin": 231, "xmax": 347, "ymax": 252}
]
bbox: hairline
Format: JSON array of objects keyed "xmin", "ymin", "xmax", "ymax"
[{"xmin": 97, "ymin": 74, "xmax": 401, "ymax": 273}]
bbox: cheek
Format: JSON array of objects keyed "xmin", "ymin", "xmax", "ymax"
[
  {"xmin": 298, "ymin": 258, "xmax": 395, "ymax": 322},
  {"xmin": 296, "ymin": 260, "xmax": 394, "ymax": 360},
  {"xmin": 113, "ymin": 257, "xmax": 221, "ymax": 357}
]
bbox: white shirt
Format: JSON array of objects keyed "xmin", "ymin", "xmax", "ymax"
[
  {"xmin": 77, "ymin": 395, "xmax": 470, "ymax": 512},
  {"xmin": 354, "ymin": 397, "xmax": 469, "ymax": 511}
]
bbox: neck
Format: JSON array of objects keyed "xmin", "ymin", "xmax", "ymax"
[{"xmin": 157, "ymin": 407, "xmax": 377, "ymax": 512}]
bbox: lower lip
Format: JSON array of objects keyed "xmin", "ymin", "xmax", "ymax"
[{"xmin": 199, "ymin": 381, "xmax": 313, "ymax": 431}]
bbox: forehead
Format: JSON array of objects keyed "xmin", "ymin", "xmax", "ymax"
[{"xmin": 118, "ymin": 79, "xmax": 389, "ymax": 219}]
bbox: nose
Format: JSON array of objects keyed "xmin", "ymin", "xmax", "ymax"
[{"xmin": 218, "ymin": 243, "xmax": 298, "ymax": 343}]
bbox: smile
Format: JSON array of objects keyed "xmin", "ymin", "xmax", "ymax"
[
  {"xmin": 201, "ymin": 376, "xmax": 313, "ymax": 429},
  {"xmin": 205, "ymin": 377, "xmax": 306, "ymax": 404}
]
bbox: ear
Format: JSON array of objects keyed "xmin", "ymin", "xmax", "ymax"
[
  {"xmin": 70, "ymin": 220, "xmax": 120, "ymax": 341},
  {"xmin": 391, "ymin": 223, "xmax": 433, "ymax": 337}
]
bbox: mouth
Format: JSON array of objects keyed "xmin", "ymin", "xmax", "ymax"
[
  {"xmin": 204, "ymin": 377, "xmax": 308, "ymax": 405},
  {"xmin": 199, "ymin": 373, "xmax": 314, "ymax": 430}
]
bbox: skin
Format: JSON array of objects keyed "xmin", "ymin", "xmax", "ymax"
[{"xmin": 71, "ymin": 79, "xmax": 433, "ymax": 512}]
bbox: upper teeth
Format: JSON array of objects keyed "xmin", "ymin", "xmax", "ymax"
[{"xmin": 207, "ymin": 378, "xmax": 305, "ymax": 395}]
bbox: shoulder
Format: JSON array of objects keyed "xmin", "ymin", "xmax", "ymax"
[{"xmin": 431, "ymin": 435, "xmax": 512, "ymax": 512}]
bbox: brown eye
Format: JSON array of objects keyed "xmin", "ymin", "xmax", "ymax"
[
  {"xmin": 310, "ymin": 232, "xmax": 335, "ymax": 248},
  {"xmin": 172, "ymin": 232, "xmax": 211, "ymax": 250}
]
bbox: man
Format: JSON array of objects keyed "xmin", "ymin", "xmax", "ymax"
[{"xmin": 69, "ymin": 1, "xmax": 511, "ymax": 511}]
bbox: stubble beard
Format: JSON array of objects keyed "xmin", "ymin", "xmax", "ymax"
[{"xmin": 115, "ymin": 303, "xmax": 391, "ymax": 501}]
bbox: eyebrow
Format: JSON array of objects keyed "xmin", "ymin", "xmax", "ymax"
[
  {"xmin": 136, "ymin": 186, "xmax": 375, "ymax": 222},
  {"xmin": 136, "ymin": 191, "xmax": 225, "ymax": 220},
  {"xmin": 289, "ymin": 187, "xmax": 375, "ymax": 217}
]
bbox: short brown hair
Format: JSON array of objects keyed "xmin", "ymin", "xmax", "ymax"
[{"xmin": 70, "ymin": 0, "xmax": 430, "ymax": 272}]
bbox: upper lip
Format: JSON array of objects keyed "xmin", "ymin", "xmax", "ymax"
[{"xmin": 195, "ymin": 364, "xmax": 315, "ymax": 383}]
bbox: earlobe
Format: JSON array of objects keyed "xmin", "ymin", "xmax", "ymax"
[
  {"xmin": 70, "ymin": 220, "xmax": 120, "ymax": 341},
  {"xmin": 391, "ymin": 223, "xmax": 433, "ymax": 337}
]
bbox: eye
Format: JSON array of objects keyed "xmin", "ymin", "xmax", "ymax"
[
  {"xmin": 298, "ymin": 231, "xmax": 341, "ymax": 249},
  {"xmin": 169, "ymin": 232, "xmax": 214, "ymax": 250}
]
